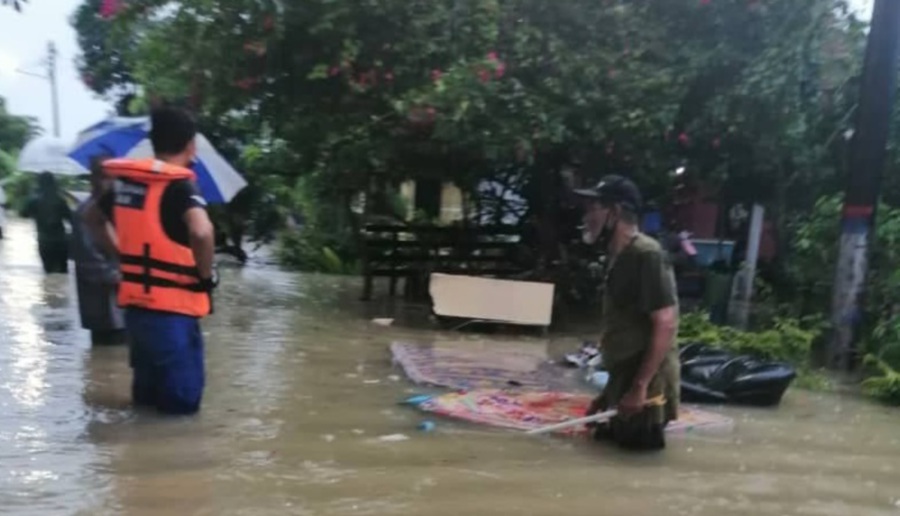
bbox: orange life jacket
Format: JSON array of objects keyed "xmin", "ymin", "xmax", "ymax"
[{"xmin": 104, "ymin": 158, "xmax": 211, "ymax": 318}]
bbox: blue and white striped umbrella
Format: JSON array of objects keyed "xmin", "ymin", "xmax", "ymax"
[{"xmin": 68, "ymin": 117, "xmax": 248, "ymax": 204}]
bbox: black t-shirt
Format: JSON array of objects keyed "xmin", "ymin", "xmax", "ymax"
[{"xmin": 99, "ymin": 179, "xmax": 206, "ymax": 247}]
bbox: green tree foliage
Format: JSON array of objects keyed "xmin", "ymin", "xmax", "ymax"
[
  {"xmin": 0, "ymin": 95, "xmax": 39, "ymax": 212},
  {"xmin": 71, "ymin": 0, "xmax": 136, "ymax": 103},
  {"xmin": 0, "ymin": 97, "xmax": 39, "ymax": 159},
  {"xmin": 70, "ymin": 0, "xmax": 867, "ymax": 270},
  {"xmin": 0, "ymin": 96, "xmax": 40, "ymax": 183},
  {"xmin": 85, "ymin": 3, "xmax": 860, "ymax": 201}
]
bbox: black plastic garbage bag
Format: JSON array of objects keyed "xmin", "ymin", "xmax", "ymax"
[{"xmin": 679, "ymin": 342, "xmax": 796, "ymax": 406}]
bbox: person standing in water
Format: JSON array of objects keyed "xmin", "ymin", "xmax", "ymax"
[
  {"xmin": 85, "ymin": 106, "xmax": 217, "ymax": 415},
  {"xmin": 575, "ymin": 175, "xmax": 680, "ymax": 451},
  {"xmin": 20, "ymin": 171, "xmax": 72, "ymax": 273},
  {"xmin": 71, "ymin": 154, "xmax": 127, "ymax": 346}
]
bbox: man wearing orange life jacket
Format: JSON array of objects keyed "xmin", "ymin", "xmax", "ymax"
[{"xmin": 85, "ymin": 106, "xmax": 217, "ymax": 415}]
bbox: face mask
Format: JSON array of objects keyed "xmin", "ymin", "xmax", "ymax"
[
  {"xmin": 582, "ymin": 210, "xmax": 618, "ymax": 247},
  {"xmin": 594, "ymin": 212, "xmax": 618, "ymax": 249}
]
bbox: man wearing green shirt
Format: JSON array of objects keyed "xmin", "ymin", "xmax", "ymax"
[{"xmin": 575, "ymin": 175, "xmax": 680, "ymax": 451}]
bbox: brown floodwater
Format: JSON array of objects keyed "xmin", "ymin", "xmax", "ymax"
[{"xmin": 1, "ymin": 217, "xmax": 899, "ymax": 516}]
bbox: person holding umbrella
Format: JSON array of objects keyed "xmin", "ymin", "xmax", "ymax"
[
  {"xmin": 575, "ymin": 175, "xmax": 680, "ymax": 451},
  {"xmin": 84, "ymin": 106, "xmax": 217, "ymax": 415},
  {"xmin": 19, "ymin": 171, "xmax": 73, "ymax": 274}
]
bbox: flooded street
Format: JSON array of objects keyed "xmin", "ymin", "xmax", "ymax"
[{"xmin": 1, "ymin": 217, "xmax": 899, "ymax": 516}]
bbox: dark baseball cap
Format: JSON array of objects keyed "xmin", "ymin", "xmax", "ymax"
[{"xmin": 574, "ymin": 175, "xmax": 642, "ymax": 212}]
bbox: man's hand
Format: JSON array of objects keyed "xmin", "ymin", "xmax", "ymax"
[
  {"xmin": 198, "ymin": 272, "xmax": 218, "ymax": 292},
  {"xmin": 584, "ymin": 396, "xmax": 604, "ymax": 417},
  {"xmin": 618, "ymin": 383, "xmax": 648, "ymax": 417}
]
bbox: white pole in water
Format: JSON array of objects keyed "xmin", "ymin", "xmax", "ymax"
[
  {"xmin": 729, "ymin": 203, "xmax": 764, "ymax": 329},
  {"xmin": 525, "ymin": 409, "xmax": 618, "ymax": 435}
]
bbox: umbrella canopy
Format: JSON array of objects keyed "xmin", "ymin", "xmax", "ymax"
[
  {"xmin": 17, "ymin": 136, "xmax": 89, "ymax": 176},
  {"xmin": 68, "ymin": 117, "xmax": 248, "ymax": 204}
]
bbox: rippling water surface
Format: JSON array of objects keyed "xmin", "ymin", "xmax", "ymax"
[{"xmin": 1, "ymin": 218, "xmax": 899, "ymax": 516}]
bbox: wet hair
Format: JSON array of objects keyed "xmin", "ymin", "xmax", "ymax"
[
  {"xmin": 150, "ymin": 106, "xmax": 197, "ymax": 156},
  {"xmin": 38, "ymin": 171, "xmax": 57, "ymax": 192},
  {"xmin": 90, "ymin": 153, "xmax": 111, "ymax": 176}
]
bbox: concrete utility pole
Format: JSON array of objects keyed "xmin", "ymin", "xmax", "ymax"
[
  {"xmin": 47, "ymin": 42, "xmax": 60, "ymax": 138},
  {"xmin": 15, "ymin": 41, "xmax": 61, "ymax": 138},
  {"xmin": 829, "ymin": 0, "xmax": 900, "ymax": 371},
  {"xmin": 728, "ymin": 204, "xmax": 764, "ymax": 330}
]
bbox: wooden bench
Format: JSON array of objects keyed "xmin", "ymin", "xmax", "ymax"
[{"xmin": 360, "ymin": 223, "xmax": 526, "ymax": 300}]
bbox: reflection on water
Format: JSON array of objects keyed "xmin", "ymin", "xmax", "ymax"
[{"xmin": 2, "ymin": 217, "xmax": 900, "ymax": 516}]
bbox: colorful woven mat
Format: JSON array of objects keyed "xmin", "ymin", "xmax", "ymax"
[
  {"xmin": 415, "ymin": 389, "xmax": 734, "ymax": 436},
  {"xmin": 391, "ymin": 341, "xmax": 580, "ymax": 392}
]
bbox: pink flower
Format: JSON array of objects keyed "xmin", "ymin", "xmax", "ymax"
[
  {"xmin": 100, "ymin": 0, "xmax": 122, "ymax": 18},
  {"xmin": 235, "ymin": 77, "xmax": 257, "ymax": 90},
  {"xmin": 431, "ymin": 69, "xmax": 443, "ymax": 82},
  {"xmin": 494, "ymin": 61, "xmax": 506, "ymax": 79},
  {"xmin": 487, "ymin": 51, "xmax": 499, "ymax": 61},
  {"xmin": 477, "ymin": 68, "xmax": 491, "ymax": 83},
  {"xmin": 678, "ymin": 132, "xmax": 690, "ymax": 145}
]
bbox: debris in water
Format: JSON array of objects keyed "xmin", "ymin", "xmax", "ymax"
[
  {"xmin": 388, "ymin": 375, "xmax": 401, "ymax": 382},
  {"xmin": 363, "ymin": 379, "xmax": 381, "ymax": 385},
  {"xmin": 372, "ymin": 318, "xmax": 394, "ymax": 327},
  {"xmin": 322, "ymin": 434, "xmax": 336, "ymax": 442},
  {"xmin": 352, "ymin": 429, "xmax": 365, "ymax": 435},
  {"xmin": 417, "ymin": 420, "xmax": 435, "ymax": 432},
  {"xmin": 378, "ymin": 433, "xmax": 410, "ymax": 442}
]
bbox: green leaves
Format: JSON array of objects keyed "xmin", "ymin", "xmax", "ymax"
[{"xmin": 307, "ymin": 64, "xmax": 331, "ymax": 80}]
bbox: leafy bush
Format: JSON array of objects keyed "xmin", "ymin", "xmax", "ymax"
[
  {"xmin": 277, "ymin": 229, "xmax": 359, "ymax": 275},
  {"xmin": 0, "ymin": 171, "xmax": 35, "ymax": 213},
  {"xmin": 861, "ymin": 356, "xmax": 900, "ymax": 406},
  {"xmin": 679, "ymin": 311, "xmax": 830, "ymax": 390},
  {"xmin": 679, "ymin": 311, "xmax": 823, "ymax": 364}
]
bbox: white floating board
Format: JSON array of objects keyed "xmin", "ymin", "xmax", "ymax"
[{"xmin": 429, "ymin": 273, "xmax": 555, "ymax": 327}]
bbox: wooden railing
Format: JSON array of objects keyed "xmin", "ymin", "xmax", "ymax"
[{"xmin": 360, "ymin": 223, "xmax": 526, "ymax": 300}]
